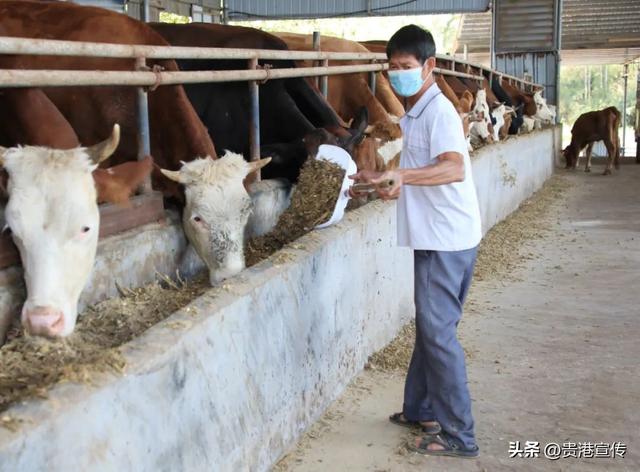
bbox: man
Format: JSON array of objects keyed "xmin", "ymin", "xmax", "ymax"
[{"xmin": 350, "ymin": 25, "xmax": 481, "ymax": 458}]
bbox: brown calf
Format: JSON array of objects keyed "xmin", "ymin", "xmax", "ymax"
[{"xmin": 563, "ymin": 106, "xmax": 621, "ymax": 175}]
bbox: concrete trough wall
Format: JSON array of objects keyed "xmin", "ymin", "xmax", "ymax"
[{"xmin": 0, "ymin": 126, "xmax": 559, "ymax": 471}]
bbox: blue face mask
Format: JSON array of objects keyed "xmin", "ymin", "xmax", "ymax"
[{"xmin": 388, "ymin": 67, "xmax": 428, "ymax": 97}]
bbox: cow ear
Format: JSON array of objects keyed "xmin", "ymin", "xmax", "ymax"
[
  {"xmin": 87, "ymin": 124, "xmax": 120, "ymax": 165},
  {"xmin": 247, "ymin": 157, "xmax": 272, "ymax": 175},
  {"xmin": 160, "ymin": 168, "xmax": 184, "ymax": 184}
]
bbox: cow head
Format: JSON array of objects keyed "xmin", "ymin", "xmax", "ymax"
[
  {"xmin": 160, "ymin": 153, "xmax": 271, "ymax": 286},
  {"xmin": 562, "ymin": 144, "xmax": 579, "ymax": 168},
  {"xmin": 468, "ymin": 110, "xmax": 492, "ymax": 145},
  {"xmin": 532, "ymin": 91, "xmax": 554, "ymax": 122},
  {"xmin": 490, "ymin": 104, "xmax": 512, "ymax": 142},
  {"xmin": 472, "ymin": 90, "xmax": 494, "ymax": 144},
  {"xmin": 0, "ymin": 125, "xmax": 120, "ymax": 338}
]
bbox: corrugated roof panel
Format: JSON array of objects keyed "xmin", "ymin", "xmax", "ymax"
[
  {"xmin": 495, "ymin": 0, "xmax": 557, "ymax": 52},
  {"xmin": 226, "ymin": 0, "xmax": 489, "ymax": 20},
  {"xmin": 456, "ymin": 0, "xmax": 640, "ymax": 54}
]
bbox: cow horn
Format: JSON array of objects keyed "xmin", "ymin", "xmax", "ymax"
[
  {"xmin": 364, "ymin": 125, "xmax": 375, "ymax": 134},
  {"xmin": 248, "ymin": 157, "xmax": 272, "ymax": 174},
  {"xmin": 160, "ymin": 168, "xmax": 183, "ymax": 183},
  {"xmin": 0, "ymin": 146, "xmax": 6, "ymax": 166},
  {"xmin": 87, "ymin": 124, "xmax": 120, "ymax": 164}
]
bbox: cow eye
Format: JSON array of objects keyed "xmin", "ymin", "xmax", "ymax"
[
  {"xmin": 81, "ymin": 226, "xmax": 91, "ymax": 234},
  {"xmin": 193, "ymin": 216, "xmax": 202, "ymax": 223},
  {"xmin": 2, "ymin": 225, "xmax": 11, "ymax": 236}
]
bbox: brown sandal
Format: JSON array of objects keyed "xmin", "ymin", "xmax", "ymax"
[
  {"xmin": 408, "ymin": 432, "xmax": 479, "ymax": 458},
  {"xmin": 388, "ymin": 412, "xmax": 442, "ymax": 435}
]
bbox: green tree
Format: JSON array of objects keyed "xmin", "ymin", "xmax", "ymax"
[{"xmin": 560, "ymin": 64, "xmax": 637, "ymax": 130}]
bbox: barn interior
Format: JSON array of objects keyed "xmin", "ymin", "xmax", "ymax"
[{"xmin": 0, "ymin": 1, "xmax": 638, "ymax": 471}]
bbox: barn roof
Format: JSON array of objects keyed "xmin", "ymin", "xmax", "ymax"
[{"xmin": 455, "ymin": 0, "xmax": 640, "ymax": 65}]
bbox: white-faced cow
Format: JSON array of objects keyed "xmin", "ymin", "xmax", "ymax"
[
  {"xmin": 161, "ymin": 152, "xmax": 290, "ymax": 285},
  {"xmin": 0, "ymin": 126, "xmax": 120, "ymax": 338}
]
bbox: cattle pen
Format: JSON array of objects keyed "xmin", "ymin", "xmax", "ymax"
[
  {"xmin": 0, "ymin": 34, "xmax": 539, "ymax": 271},
  {"xmin": 0, "ymin": 34, "xmax": 560, "ymax": 471}
]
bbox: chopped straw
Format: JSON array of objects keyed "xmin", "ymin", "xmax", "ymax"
[{"xmin": 0, "ymin": 156, "xmax": 346, "ymax": 418}]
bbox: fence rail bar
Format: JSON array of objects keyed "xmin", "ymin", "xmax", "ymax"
[
  {"xmin": 0, "ymin": 65, "xmax": 487, "ymax": 88},
  {"xmin": 0, "ymin": 64, "xmax": 388, "ymax": 87},
  {"xmin": 0, "ymin": 36, "xmax": 543, "ymax": 89},
  {"xmin": 0, "ymin": 36, "xmax": 387, "ymax": 62}
]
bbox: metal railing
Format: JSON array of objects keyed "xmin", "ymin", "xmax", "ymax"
[
  {"xmin": 0, "ymin": 32, "xmax": 546, "ymax": 271},
  {"xmin": 0, "ymin": 35, "xmax": 544, "ymax": 170}
]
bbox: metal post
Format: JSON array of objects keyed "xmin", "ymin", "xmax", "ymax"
[
  {"xmin": 248, "ymin": 57, "xmax": 261, "ymax": 180},
  {"xmin": 142, "ymin": 0, "xmax": 149, "ymax": 22},
  {"xmin": 554, "ymin": 0, "xmax": 563, "ymax": 112},
  {"xmin": 634, "ymin": 64, "xmax": 640, "ymax": 164},
  {"xmin": 135, "ymin": 56, "xmax": 152, "ymax": 193},
  {"xmin": 622, "ymin": 63, "xmax": 629, "ymax": 158},
  {"xmin": 320, "ymin": 59, "xmax": 329, "ymax": 98},
  {"xmin": 368, "ymin": 61, "xmax": 377, "ymax": 94},
  {"xmin": 490, "ymin": 0, "xmax": 497, "ymax": 69},
  {"xmin": 313, "ymin": 31, "xmax": 321, "ymax": 89}
]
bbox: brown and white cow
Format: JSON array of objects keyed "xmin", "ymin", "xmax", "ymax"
[
  {"xmin": 563, "ymin": 106, "xmax": 621, "ymax": 175},
  {"xmin": 275, "ymin": 33, "xmax": 404, "ymax": 170},
  {"xmin": 0, "ymin": 126, "xmax": 123, "ymax": 338},
  {"xmin": 0, "ymin": 1, "xmax": 217, "ymax": 200}
]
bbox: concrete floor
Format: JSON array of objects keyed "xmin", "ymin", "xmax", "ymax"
[{"xmin": 275, "ymin": 160, "xmax": 640, "ymax": 471}]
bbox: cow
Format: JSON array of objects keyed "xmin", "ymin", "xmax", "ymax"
[
  {"xmin": 160, "ymin": 153, "xmax": 279, "ymax": 285},
  {"xmin": 486, "ymin": 74, "xmax": 524, "ymax": 135},
  {"xmin": 488, "ymin": 103, "xmax": 515, "ymax": 143},
  {"xmin": 499, "ymin": 80, "xmax": 554, "ymax": 128},
  {"xmin": 497, "ymin": 104, "xmax": 517, "ymax": 141},
  {"xmin": 563, "ymin": 107, "xmax": 621, "ymax": 175},
  {"xmin": 433, "ymin": 75, "xmax": 486, "ymax": 152},
  {"xmin": 149, "ymin": 23, "xmax": 372, "ymax": 179},
  {"xmin": 0, "ymin": 3, "xmax": 294, "ymax": 340},
  {"xmin": 468, "ymin": 89, "xmax": 494, "ymax": 147},
  {"xmin": 0, "ymin": 126, "xmax": 123, "ymax": 338},
  {"xmin": 274, "ymin": 32, "xmax": 404, "ymax": 169},
  {"xmin": 0, "ymin": 0, "xmax": 217, "ymax": 201},
  {"xmin": 274, "ymin": 34, "xmax": 405, "ymax": 121},
  {"xmin": 0, "ymin": 88, "xmax": 153, "ymax": 205},
  {"xmin": 521, "ymin": 115, "xmax": 536, "ymax": 134}
]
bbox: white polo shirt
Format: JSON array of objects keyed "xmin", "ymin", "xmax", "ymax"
[{"xmin": 397, "ymin": 83, "xmax": 482, "ymax": 251}]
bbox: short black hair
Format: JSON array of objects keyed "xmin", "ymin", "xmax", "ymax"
[{"xmin": 386, "ymin": 25, "xmax": 436, "ymax": 64}]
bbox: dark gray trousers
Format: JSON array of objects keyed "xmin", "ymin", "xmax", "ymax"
[{"xmin": 403, "ymin": 247, "xmax": 478, "ymax": 450}]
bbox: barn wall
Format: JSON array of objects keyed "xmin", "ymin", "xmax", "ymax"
[
  {"xmin": 492, "ymin": 0, "xmax": 562, "ymax": 106},
  {"xmin": 473, "ymin": 124, "xmax": 561, "ymax": 234},
  {"xmin": 0, "ymin": 127, "xmax": 559, "ymax": 471},
  {"xmin": 495, "ymin": 51, "xmax": 559, "ymax": 105}
]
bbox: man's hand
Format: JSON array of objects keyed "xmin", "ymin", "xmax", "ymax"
[
  {"xmin": 371, "ymin": 170, "xmax": 403, "ymax": 200},
  {"xmin": 348, "ymin": 169, "xmax": 403, "ymax": 200},
  {"xmin": 348, "ymin": 169, "xmax": 383, "ymax": 198}
]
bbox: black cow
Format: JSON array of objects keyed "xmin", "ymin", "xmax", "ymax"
[
  {"xmin": 150, "ymin": 22, "xmax": 366, "ymax": 181},
  {"xmin": 484, "ymin": 71, "xmax": 523, "ymax": 135}
]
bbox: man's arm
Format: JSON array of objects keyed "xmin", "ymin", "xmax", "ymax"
[{"xmin": 397, "ymin": 151, "xmax": 465, "ymax": 186}]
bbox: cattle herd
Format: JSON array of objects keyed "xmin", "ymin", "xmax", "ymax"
[{"xmin": 0, "ymin": 0, "xmax": 558, "ymax": 342}]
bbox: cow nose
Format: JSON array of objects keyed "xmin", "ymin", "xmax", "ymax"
[{"xmin": 24, "ymin": 306, "xmax": 65, "ymax": 337}]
